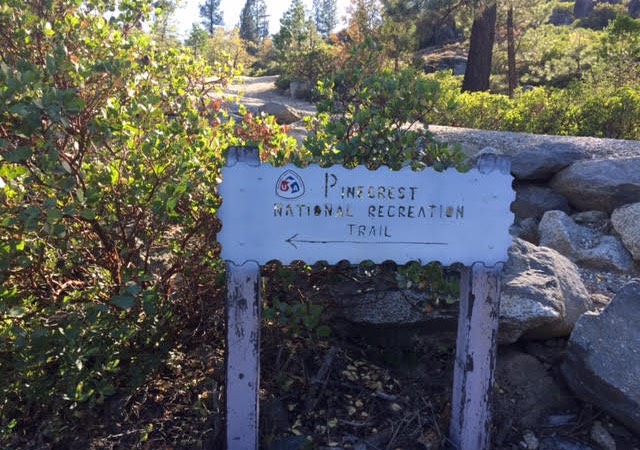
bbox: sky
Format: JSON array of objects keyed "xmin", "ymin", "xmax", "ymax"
[{"xmin": 174, "ymin": 0, "xmax": 351, "ymax": 39}]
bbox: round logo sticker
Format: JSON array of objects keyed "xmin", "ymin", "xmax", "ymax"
[{"xmin": 275, "ymin": 170, "xmax": 305, "ymax": 199}]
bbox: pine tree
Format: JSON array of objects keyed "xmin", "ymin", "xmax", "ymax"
[
  {"xmin": 186, "ymin": 23, "xmax": 209, "ymax": 56},
  {"xmin": 239, "ymin": 0, "xmax": 269, "ymax": 42},
  {"xmin": 312, "ymin": 0, "xmax": 338, "ymax": 37},
  {"xmin": 199, "ymin": 0, "xmax": 224, "ymax": 34},
  {"xmin": 346, "ymin": 0, "xmax": 383, "ymax": 44},
  {"xmin": 151, "ymin": 0, "xmax": 180, "ymax": 43},
  {"xmin": 462, "ymin": 1, "xmax": 497, "ymax": 92},
  {"xmin": 275, "ymin": 0, "xmax": 318, "ymax": 52}
]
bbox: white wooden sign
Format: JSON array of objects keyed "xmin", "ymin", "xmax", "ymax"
[
  {"xmin": 219, "ymin": 147, "xmax": 514, "ymax": 450},
  {"xmin": 218, "ymin": 161, "xmax": 513, "ymax": 266}
]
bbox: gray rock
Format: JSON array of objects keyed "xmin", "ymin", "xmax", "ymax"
[
  {"xmin": 512, "ymin": 183, "xmax": 570, "ymax": 220},
  {"xmin": 287, "ymin": 121, "xmax": 309, "ymax": 148},
  {"xmin": 329, "ymin": 239, "xmax": 593, "ymax": 346},
  {"xmin": 289, "ymin": 79, "xmax": 313, "ymax": 100},
  {"xmin": 562, "ymin": 282, "xmax": 640, "ymax": 436},
  {"xmin": 510, "ymin": 217, "xmax": 539, "ymax": 245},
  {"xmin": 539, "ymin": 210, "xmax": 634, "ymax": 273},
  {"xmin": 332, "ymin": 288, "xmax": 435, "ymax": 325},
  {"xmin": 258, "ymin": 102, "xmax": 302, "ymax": 124},
  {"xmin": 522, "ymin": 430, "xmax": 540, "ymax": 450},
  {"xmin": 327, "ymin": 287, "xmax": 459, "ymax": 348},
  {"xmin": 499, "ymin": 238, "xmax": 593, "ymax": 344},
  {"xmin": 429, "ymin": 125, "xmax": 640, "ymax": 161},
  {"xmin": 495, "ymin": 349, "xmax": 576, "ymax": 430},
  {"xmin": 590, "ymin": 421, "xmax": 617, "ymax": 450},
  {"xmin": 511, "ymin": 144, "xmax": 586, "ymax": 181},
  {"xmin": 571, "ymin": 210, "xmax": 611, "ymax": 233},
  {"xmin": 464, "ymin": 146, "xmax": 506, "ymax": 167},
  {"xmin": 436, "ymin": 55, "xmax": 467, "ymax": 75},
  {"xmin": 611, "ymin": 202, "xmax": 640, "ymax": 260},
  {"xmin": 550, "ymin": 157, "xmax": 640, "ymax": 213}
]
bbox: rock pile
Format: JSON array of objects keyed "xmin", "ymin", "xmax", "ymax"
[{"xmin": 325, "ymin": 131, "xmax": 640, "ymax": 446}]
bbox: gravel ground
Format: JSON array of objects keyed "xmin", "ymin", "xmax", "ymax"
[{"xmin": 226, "ymin": 75, "xmax": 317, "ymax": 116}]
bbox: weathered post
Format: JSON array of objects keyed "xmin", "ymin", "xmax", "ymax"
[
  {"xmin": 225, "ymin": 148, "xmax": 261, "ymax": 450},
  {"xmin": 450, "ymin": 154, "xmax": 510, "ymax": 450},
  {"xmin": 450, "ymin": 263, "xmax": 503, "ymax": 450}
]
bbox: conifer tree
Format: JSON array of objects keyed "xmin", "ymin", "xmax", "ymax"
[
  {"xmin": 275, "ymin": 0, "xmax": 319, "ymax": 52},
  {"xmin": 199, "ymin": 0, "xmax": 224, "ymax": 34},
  {"xmin": 312, "ymin": 0, "xmax": 338, "ymax": 37},
  {"xmin": 462, "ymin": 1, "xmax": 497, "ymax": 92},
  {"xmin": 151, "ymin": 0, "xmax": 180, "ymax": 43},
  {"xmin": 239, "ymin": 0, "xmax": 269, "ymax": 42}
]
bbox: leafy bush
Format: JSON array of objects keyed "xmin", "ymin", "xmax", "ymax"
[
  {"xmin": 424, "ymin": 71, "xmax": 640, "ymax": 140},
  {"xmin": 446, "ymin": 90, "xmax": 513, "ymax": 130},
  {"xmin": 502, "ymin": 87, "xmax": 580, "ymax": 135},
  {"xmin": 578, "ymin": 86, "xmax": 640, "ymax": 138},
  {"xmin": 517, "ymin": 24, "xmax": 600, "ymax": 88},
  {"xmin": 577, "ymin": 3, "xmax": 626, "ymax": 30},
  {"xmin": 0, "ymin": 0, "xmax": 293, "ymax": 443},
  {"xmin": 304, "ymin": 46, "xmax": 466, "ymax": 170}
]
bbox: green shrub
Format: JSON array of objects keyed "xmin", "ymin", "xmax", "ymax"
[
  {"xmin": 424, "ymin": 71, "xmax": 640, "ymax": 140},
  {"xmin": 517, "ymin": 25, "xmax": 601, "ymax": 88},
  {"xmin": 446, "ymin": 90, "xmax": 513, "ymax": 130},
  {"xmin": 578, "ymin": 86, "xmax": 640, "ymax": 138},
  {"xmin": 577, "ymin": 3, "xmax": 626, "ymax": 30},
  {"xmin": 304, "ymin": 47, "xmax": 466, "ymax": 170},
  {"xmin": 503, "ymin": 87, "xmax": 580, "ymax": 135},
  {"xmin": 0, "ymin": 0, "xmax": 294, "ymax": 443}
]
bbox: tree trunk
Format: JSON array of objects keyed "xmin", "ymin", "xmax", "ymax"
[
  {"xmin": 507, "ymin": 5, "xmax": 517, "ymax": 97},
  {"xmin": 462, "ymin": 2, "xmax": 497, "ymax": 93}
]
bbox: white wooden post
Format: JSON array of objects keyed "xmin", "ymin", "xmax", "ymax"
[
  {"xmin": 450, "ymin": 263, "xmax": 503, "ymax": 450},
  {"xmin": 225, "ymin": 147, "xmax": 261, "ymax": 450},
  {"xmin": 450, "ymin": 153, "xmax": 510, "ymax": 450}
]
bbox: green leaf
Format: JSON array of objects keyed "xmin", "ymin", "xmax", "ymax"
[
  {"xmin": 3, "ymin": 147, "xmax": 33, "ymax": 163},
  {"xmin": 142, "ymin": 296, "xmax": 156, "ymax": 316},
  {"xmin": 166, "ymin": 196, "xmax": 177, "ymax": 212},
  {"xmin": 125, "ymin": 283, "xmax": 142, "ymax": 295},
  {"xmin": 316, "ymin": 325, "xmax": 331, "ymax": 337},
  {"xmin": 80, "ymin": 209, "xmax": 96, "ymax": 220},
  {"xmin": 7, "ymin": 306, "xmax": 27, "ymax": 318},
  {"xmin": 110, "ymin": 294, "xmax": 136, "ymax": 310}
]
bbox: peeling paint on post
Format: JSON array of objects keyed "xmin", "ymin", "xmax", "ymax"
[
  {"xmin": 225, "ymin": 148, "xmax": 261, "ymax": 450},
  {"xmin": 226, "ymin": 261, "xmax": 261, "ymax": 449},
  {"xmin": 450, "ymin": 263, "xmax": 503, "ymax": 450}
]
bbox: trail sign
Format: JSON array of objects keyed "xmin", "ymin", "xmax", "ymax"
[
  {"xmin": 218, "ymin": 161, "xmax": 513, "ymax": 266},
  {"xmin": 219, "ymin": 147, "xmax": 514, "ymax": 450}
]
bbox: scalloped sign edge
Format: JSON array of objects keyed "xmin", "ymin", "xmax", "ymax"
[{"xmin": 218, "ymin": 155, "xmax": 514, "ymax": 267}]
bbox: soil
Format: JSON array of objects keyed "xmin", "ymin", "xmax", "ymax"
[{"xmin": 226, "ymin": 75, "xmax": 317, "ymax": 116}]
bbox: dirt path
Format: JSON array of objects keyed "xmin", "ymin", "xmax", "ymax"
[{"xmin": 226, "ymin": 75, "xmax": 317, "ymax": 116}]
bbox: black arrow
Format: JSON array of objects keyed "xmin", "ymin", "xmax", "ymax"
[{"xmin": 285, "ymin": 233, "xmax": 448, "ymax": 249}]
